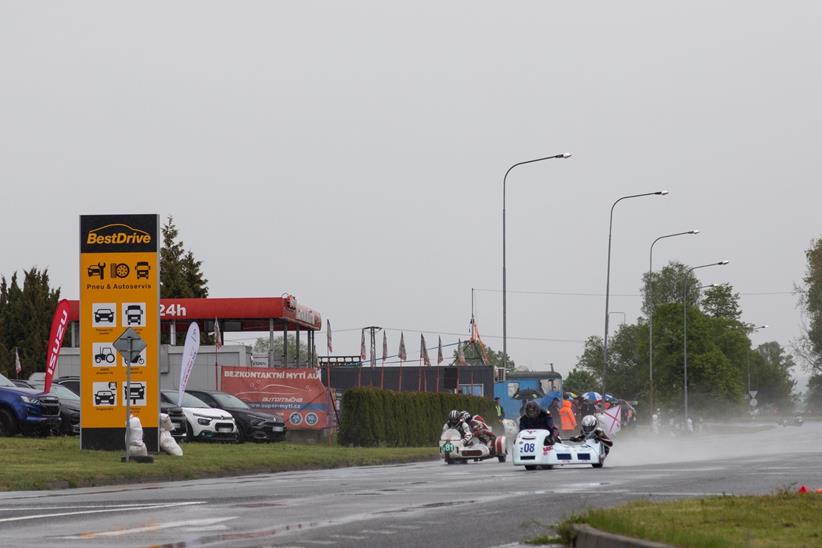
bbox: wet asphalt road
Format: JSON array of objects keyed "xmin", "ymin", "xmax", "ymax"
[{"xmin": 1, "ymin": 421, "xmax": 819, "ymax": 547}]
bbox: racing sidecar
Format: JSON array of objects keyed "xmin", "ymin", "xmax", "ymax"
[
  {"xmin": 439, "ymin": 428, "xmax": 507, "ymax": 464},
  {"xmin": 512, "ymin": 428, "xmax": 607, "ymax": 470}
]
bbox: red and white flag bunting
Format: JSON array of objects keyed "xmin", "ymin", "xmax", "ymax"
[
  {"xmin": 398, "ymin": 332, "xmax": 407, "ymax": 361},
  {"xmin": 214, "ymin": 318, "xmax": 223, "ymax": 351},
  {"xmin": 421, "ymin": 334, "xmax": 431, "ymax": 366}
]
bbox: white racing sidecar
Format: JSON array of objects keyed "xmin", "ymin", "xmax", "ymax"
[
  {"xmin": 439, "ymin": 428, "xmax": 507, "ymax": 464},
  {"xmin": 512, "ymin": 429, "xmax": 607, "ymax": 470}
]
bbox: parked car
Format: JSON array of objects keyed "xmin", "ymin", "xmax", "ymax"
[
  {"xmin": 160, "ymin": 390, "xmax": 238, "ymax": 442},
  {"xmin": 11, "ymin": 380, "xmax": 35, "ymax": 389},
  {"xmin": 0, "ymin": 373, "xmax": 60, "ymax": 436},
  {"xmin": 29, "ymin": 380, "xmax": 80, "ymax": 435},
  {"xmin": 187, "ymin": 390, "xmax": 287, "ymax": 442}
]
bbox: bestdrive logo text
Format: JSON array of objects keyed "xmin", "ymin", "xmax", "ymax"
[{"xmin": 86, "ymin": 224, "xmax": 152, "ymax": 245}]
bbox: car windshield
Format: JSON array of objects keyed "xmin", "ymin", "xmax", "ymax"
[
  {"xmin": 32, "ymin": 383, "xmax": 81, "ymax": 400},
  {"xmin": 211, "ymin": 393, "xmax": 250, "ymax": 409},
  {"xmin": 162, "ymin": 390, "xmax": 210, "ymax": 408},
  {"xmin": 0, "ymin": 373, "xmax": 16, "ymax": 388}
]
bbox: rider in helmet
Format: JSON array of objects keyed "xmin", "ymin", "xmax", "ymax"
[
  {"xmin": 569, "ymin": 415, "xmax": 613, "ymax": 454},
  {"xmin": 466, "ymin": 413, "xmax": 497, "ymax": 447},
  {"xmin": 518, "ymin": 400, "xmax": 560, "ymax": 443},
  {"xmin": 443, "ymin": 409, "xmax": 473, "ymax": 444}
]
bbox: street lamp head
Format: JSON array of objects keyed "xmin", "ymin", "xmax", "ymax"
[
  {"xmin": 689, "ymin": 229, "xmax": 700, "ymax": 234},
  {"xmin": 558, "ymin": 152, "xmax": 572, "ymax": 159},
  {"xmin": 657, "ymin": 190, "xmax": 669, "ymax": 196},
  {"xmin": 718, "ymin": 260, "xmax": 729, "ymax": 265}
]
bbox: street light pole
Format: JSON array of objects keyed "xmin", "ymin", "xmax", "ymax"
[
  {"xmin": 603, "ymin": 190, "xmax": 668, "ymax": 394},
  {"xmin": 683, "ymin": 260, "xmax": 729, "ymax": 424},
  {"xmin": 502, "ymin": 152, "xmax": 571, "ymax": 371},
  {"xmin": 648, "ymin": 229, "xmax": 698, "ymax": 412},
  {"xmin": 746, "ymin": 324, "xmax": 768, "ymax": 395}
]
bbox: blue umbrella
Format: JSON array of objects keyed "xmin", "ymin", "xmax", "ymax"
[
  {"xmin": 604, "ymin": 393, "xmax": 617, "ymax": 402},
  {"xmin": 583, "ymin": 391, "xmax": 602, "ymax": 401}
]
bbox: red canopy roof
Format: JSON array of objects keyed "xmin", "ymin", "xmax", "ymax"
[{"xmin": 67, "ymin": 297, "xmax": 321, "ymax": 332}]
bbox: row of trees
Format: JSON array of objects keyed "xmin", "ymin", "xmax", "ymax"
[
  {"xmin": 0, "ymin": 269, "xmax": 62, "ymax": 378},
  {"xmin": 797, "ymin": 237, "xmax": 822, "ymax": 411},
  {"xmin": 0, "ymin": 217, "xmax": 208, "ymax": 377},
  {"xmin": 563, "ymin": 262, "xmax": 796, "ymax": 416}
]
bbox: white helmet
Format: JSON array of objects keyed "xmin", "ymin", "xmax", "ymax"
[{"xmin": 581, "ymin": 415, "xmax": 598, "ymax": 434}]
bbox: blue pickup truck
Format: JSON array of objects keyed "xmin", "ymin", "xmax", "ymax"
[{"xmin": 0, "ymin": 373, "xmax": 61, "ymax": 436}]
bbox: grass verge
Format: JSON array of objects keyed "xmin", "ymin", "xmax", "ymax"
[
  {"xmin": 0, "ymin": 437, "xmax": 439, "ymax": 491},
  {"xmin": 553, "ymin": 492, "xmax": 822, "ymax": 547}
]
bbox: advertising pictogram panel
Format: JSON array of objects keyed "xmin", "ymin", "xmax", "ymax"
[{"xmin": 80, "ymin": 214, "xmax": 159, "ymax": 451}]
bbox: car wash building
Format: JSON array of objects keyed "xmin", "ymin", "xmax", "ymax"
[{"xmin": 60, "ymin": 296, "xmax": 323, "ymax": 391}]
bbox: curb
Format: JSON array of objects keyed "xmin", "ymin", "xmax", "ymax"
[{"xmin": 573, "ymin": 524, "xmax": 673, "ymax": 548}]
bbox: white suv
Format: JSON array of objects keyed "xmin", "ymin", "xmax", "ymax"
[{"xmin": 160, "ymin": 390, "xmax": 238, "ymax": 442}]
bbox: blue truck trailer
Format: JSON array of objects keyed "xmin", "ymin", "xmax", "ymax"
[{"xmin": 493, "ymin": 370, "xmax": 563, "ymax": 419}]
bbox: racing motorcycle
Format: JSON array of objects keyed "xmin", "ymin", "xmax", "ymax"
[
  {"xmin": 439, "ymin": 428, "xmax": 507, "ymax": 464},
  {"xmin": 512, "ymin": 428, "xmax": 608, "ymax": 470},
  {"xmin": 778, "ymin": 415, "xmax": 804, "ymax": 427}
]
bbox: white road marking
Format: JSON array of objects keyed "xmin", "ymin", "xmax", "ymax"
[
  {"xmin": 301, "ymin": 541, "xmax": 336, "ymax": 545},
  {"xmin": 183, "ymin": 525, "xmax": 230, "ymax": 532},
  {"xmin": 59, "ymin": 516, "xmax": 236, "ymax": 538},
  {"xmin": 0, "ymin": 503, "xmax": 184, "ymax": 512},
  {"xmin": 359, "ymin": 529, "xmax": 398, "ymax": 535},
  {"xmin": 328, "ymin": 534, "xmax": 367, "ymax": 540},
  {"xmin": 0, "ymin": 501, "xmax": 205, "ymax": 524}
]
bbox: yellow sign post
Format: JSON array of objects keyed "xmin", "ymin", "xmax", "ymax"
[{"xmin": 79, "ymin": 215, "xmax": 159, "ymax": 451}]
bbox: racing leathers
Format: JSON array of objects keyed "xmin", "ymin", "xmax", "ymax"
[
  {"xmin": 569, "ymin": 427, "xmax": 613, "ymax": 455},
  {"xmin": 519, "ymin": 409, "xmax": 560, "ymax": 443},
  {"xmin": 443, "ymin": 418, "xmax": 474, "ymax": 445},
  {"xmin": 468, "ymin": 415, "xmax": 496, "ymax": 447}
]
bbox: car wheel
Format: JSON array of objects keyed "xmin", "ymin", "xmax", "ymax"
[
  {"xmin": 0, "ymin": 409, "xmax": 18, "ymax": 436},
  {"xmin": 592, "ymin": 463, "xmax": 604, "ymax": 468},
  {"xmin": 186, "ymin": 421, "xmax": 194, "ymax": 441},
  {"xmin": 497, "ymin": 454, "xmax": 507, "ymax": 463},
  {"xmin": 524, "ymin": 465, "xmax": 537, "ymax": 471}
]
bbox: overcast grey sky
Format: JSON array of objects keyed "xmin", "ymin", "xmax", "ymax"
[{"xmin": 2, "ymin": 2, "xmax": 820, "ymax": 387}]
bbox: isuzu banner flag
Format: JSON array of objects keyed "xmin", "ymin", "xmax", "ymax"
[
  {"xmin": 221, "ymin": 367, "xmax": 332, "ymax": 430},
  {"xmin": 44, "ymin": 299, "xmax": 70, "ymax": 394},
  {"xmin": 178, "ymin": 322, "xmax": 200, "ymax": 406}
]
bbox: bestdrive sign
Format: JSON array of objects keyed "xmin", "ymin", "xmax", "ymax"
[{"xmin": 80, "ymin": 214, "xmax": 160, "ymax": 451}]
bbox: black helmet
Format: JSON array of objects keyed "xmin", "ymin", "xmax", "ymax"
[
  {"xmin": 447, "ymin": 409, "xmax": 461, "ymax": 427},
  {"xmin": 524, "ymin": 400, "xmax": 541, "ymax": 419}
]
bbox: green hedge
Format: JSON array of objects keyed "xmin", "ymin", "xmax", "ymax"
[{"xmin": 338, "ymin": 388, "xmax": 498, "ymax": 447}]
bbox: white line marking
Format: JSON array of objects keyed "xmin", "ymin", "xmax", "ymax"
[
  {"xmin": 359, "ymin": 529, "xmax": 397, "ymax": 535},
  {"xmin": 0, "ymin": 501, "xmax": 205, "ymax": 524},
  {"xmin": 183, "ymin": 525, "xmax": 230, "ymax": 532},
  {"xmin": 328, "ymin": 534, "xmax": 367, "ymax": 540},
  {"xmin": 60, "ymin": 517, "xmax": 236, "ymax": 538},
  {"xmin": 0, "ymin": 503, "xmax": 182, "ymax": 512}
]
